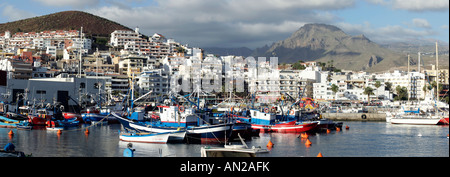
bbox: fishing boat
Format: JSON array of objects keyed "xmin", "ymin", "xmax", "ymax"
[
  {"xmin": 119, "ymin": 132, "xmax": 171, "ymax": 144},
  {"xmin": 27, "ymin": 108, "xmax": 50, "ymax": 126},
  {"xmin": 113, "ymin": 107, "xmax": 189, "ymax": 143},
  {"xmin": 186, "ymin": 123, "xmax": 234, "ymax": 144},
  {"xmin": 62, "ymin": 112, "xmax": 83, "ymax": 122},
  {"xmin": 81, "ymin": 107, "xmax": 108, "ymax": 123},
  {"xmin": 0, "ymin": 115, "xmax": 19, "ymax": 128},
  {"xmin": 237, "ymin": 109, "xmax": 318, "ymax": 133}
]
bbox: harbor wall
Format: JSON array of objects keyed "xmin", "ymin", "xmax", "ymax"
[{"xmin": 321, "ymin": 113, "xmax": 386, "ymax": 121}]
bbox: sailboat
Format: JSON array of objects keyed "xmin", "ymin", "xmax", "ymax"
[{"xmin": 390, "ymin": 42, "xmax": 449, "ymax": 125}]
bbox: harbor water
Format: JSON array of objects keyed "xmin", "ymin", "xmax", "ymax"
[{"xmin": 1, "ymin": 122, "xmax": 448, "ymax": 157}]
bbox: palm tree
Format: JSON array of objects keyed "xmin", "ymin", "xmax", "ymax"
[
  {"xmin": 385, "ymin": 82, "xmax": 392, "ymax": 100},
  {"xmin": 331, "ymin": 84, "xmax": 339, "ymax": 100},
  {"xmin": 374, "ymin": 81, "xmax": 382, "ymax": 99},
  {"xmin": 364, "ymin": 87, "xmax": 374, "ymax": 102}
]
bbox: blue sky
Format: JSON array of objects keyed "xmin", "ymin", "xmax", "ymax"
[{"xmin": 1, "ymin": 0, "xmax": 448, "ymax": 48}]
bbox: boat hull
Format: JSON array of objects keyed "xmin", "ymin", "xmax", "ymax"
[
  {"xmin": 120, "ymin": 132, "xmax": 170, "ymax": 144},
  {"xmin": 28, "ymin": 116, "xmax": 47, "ymax": 126},
  {"xmin": 390, "ymin": 118, "xmax": 442, "ymax": 125},
  {"xmin": 113, "ymin": 112, "xmax": 186, "ymax": 142},
  {"xmin": 186, "ymin": 123, "xmax": 234, "ymax": 144},
  {"xmin": 251, "ymin": 122, "xmax": 318, "ymax": 133},
  {"xmin": 438, "ymin": 118, "xmax": 449, "ymax": 125},
  {"xmin": 63, "ymin": 112, "xmax": 83, "ymax": 122},
  {"xmin": 82, "ymin": 113, "xmax": 107, "ymax": 122}
]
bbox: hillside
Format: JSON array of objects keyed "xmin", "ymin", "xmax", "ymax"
[
  {"xmin": 256, "ymin": 24, "xmax": 407, "ymax": 72},
  {"xmin": 0, "ymin": 11, "xmax": 131, "ymax": 37}
]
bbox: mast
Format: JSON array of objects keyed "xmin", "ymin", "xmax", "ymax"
[
  {"xmin": 418, "ymin": 52, "xmax": 421, "ymax": 73},
  {"xmin": 78, "ymin": 26, "xmax": 83, "ymax": 78},
  {"xmin": 407, "ymin": 54, "xmax": 410, "ymax": 103},
  {"xmin": 435, "ymin": 42, "xmax": 439, "ymax": 113}
]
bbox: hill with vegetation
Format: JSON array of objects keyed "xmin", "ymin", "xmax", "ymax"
[{"xmin": 0, "ymin": 10, "xmax": 131, "ymax": 37}]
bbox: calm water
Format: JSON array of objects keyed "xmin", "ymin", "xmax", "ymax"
[{"xmin": 1, "ymin": 122, "xmax": 448, "ymax": 157}]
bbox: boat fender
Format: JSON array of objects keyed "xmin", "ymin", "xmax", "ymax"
[
  {"xmin": 289, "ymin": 110, "xmax": 295, "ymax": 115},
  {"xmin": 179, "ymin": 106, "xmax": 185, "ymax": 113},
  {"xmin": 361, "ymin": 114, "xmax": 367, "ymax": 120}
]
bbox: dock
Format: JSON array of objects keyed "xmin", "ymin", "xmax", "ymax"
[{"xmin": 321, "ymin": 113, "xmax": 386, "ymax": 121}]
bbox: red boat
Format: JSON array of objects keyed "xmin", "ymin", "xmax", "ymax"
[
  {"xmin": 438, "ymin": 117, "xmax": 449, "ymax": 125},
  {"xmin": 251, "ymin": 121, "xmax": 318, "ymax": 133},
  {"xmin": 27, "ymin": 109, "xmax": 53, "ymax": 126},
  {"xmin": 28, "ymin": 115, "xmax": 47, "ymax": 126},
  {"xmin": 62, "ymin": 112, "xmax": 83, "ymax": 122}
]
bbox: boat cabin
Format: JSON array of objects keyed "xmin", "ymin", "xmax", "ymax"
[
  {"xmin": 158, "ymin": 106, "xmax": 197, "ymax": 127},
  {"xmin": 250, "ymin": 109, "xmax": 276, "ymax": 125}
]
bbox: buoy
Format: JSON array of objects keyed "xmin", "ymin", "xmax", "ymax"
[
  {"xmin": 267, "ymin": 140, "xmax": 274, "ymax": 148},
  {"xmin": 317, "ymin": 152, "xmax": 323, "ymax": 157},
  {"xmin": 305, "ymin": 139, "xmax": 312, "ymax": 146},
  {"xmin": 326, "ymin": 129, "xmax": 331, "ymax": 134},
  {"xmin": 85, "ymin": 128, "xmax": 90, "ymax": 135},
  {"xmin": 57, "ymin": 129, "xmax": 62, "ymax": 135},
  {"xmin": 300, "ymin": 133, "xmax": 308, "ymax": 139},
  {"xmin": 8, "ymin": 130, "xmax": 14, "ymax": 136},
  {"xmin": 336, "ymin": 127, "xmax": 341, "ymax": 132},
  {"xmin": 346, "ymin": 125, "xmax": 350, "ymax": 130}
]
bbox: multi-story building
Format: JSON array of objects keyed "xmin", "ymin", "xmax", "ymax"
[
  {"xmin": 110, "ymin": 28, "xmax": 144, "ymax": 48},
  {"xmin": 117, "ymin": 54, "xmax": 146, "ymax": 78},
  {"xmin": 376, "ymin": 70, "xmax": 425, "ymax": 100},
  {"xmin": 1, "ymin": 30, "xmax": 87, "ymax": 51},
  {"xmin": 137, "ymin": 67, "xmax": 170, "ymax": 99},
  {"xmin": 0, "ymin": 58, "xmax": 33, "ymax": 80}
]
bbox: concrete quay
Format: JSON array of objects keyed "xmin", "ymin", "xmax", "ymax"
[{"xmin": 321, "ymin": 113, "xmax": 386, "ymax": 121}]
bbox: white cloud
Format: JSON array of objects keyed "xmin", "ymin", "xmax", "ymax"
[
  {"xmin": 33, "ymin": 0, "xmax": 100, "ymax": 8},
  {"xmin": 391, "ymin": 0, "xmax": 448, "ymax": 11},
  {"xmin": 1, "ymin": 4, "xmax": 36, "ymax": 21},
  {"xmin": 88, "ymin": 0, "xmax": 354, "ymax": 48},
  {"xmin": 412, "ymin": 18, "xmax": 431, "ymax": 29},
  {"xmin": 366, "ymin": 0, "xmax": 449, "ymax": 11}
]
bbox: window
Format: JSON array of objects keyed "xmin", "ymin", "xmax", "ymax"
[{"xmin": 36, "ymin": 90, "xmax": 46, "ymax": 94}]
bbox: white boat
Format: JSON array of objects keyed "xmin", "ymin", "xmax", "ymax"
[
  {"xmin": 390, "ymin": 114, "xmax": 443, "ymax": 125},
  {"xmin": 46, "ymin": 127, "xmax": 64, "ymax": 131},
  {"xmin": 119, "ymin": 132, "xmax": 170, "ymax": 144},
  {"xmin": 388, "ymin": 42, "xmax": 449, "ymax": 126},
  {"xmin": 200, "ymin": 133, "xmax": 269, "ymax": 157},
  {"xmin": 201, "ymin": 145, "xmax": 269, "ymax": 157}
]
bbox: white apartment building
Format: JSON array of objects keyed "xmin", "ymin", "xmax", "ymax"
[
  {"xmin": 376, "ymin": 70, "xmax": 425, "ymax": 100},
  {"xmin": 1, "ymin": 30, "xmax": 85, "ymax": 51},
  {"xmin": 137, "ymin": 67, "xmax": 170, "ymax": 99},
  {"xmin": 313, "ymin": 71, "xmax": 389, "ymax": 101},
  {"xmin": 110, "ymin": 28, "xmax": 143, "ymax": 48}
]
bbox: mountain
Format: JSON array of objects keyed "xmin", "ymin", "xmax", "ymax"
[
  {"xmin": 256, "ymin": 24, "xmax": 406, "ymax": 72},
  {"xmin": 0, "ymin": 11, "xmax": 131, "ymax": 37}
]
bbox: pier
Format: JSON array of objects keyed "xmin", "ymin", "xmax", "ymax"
[{"xmin": 321, "ymin": 113, "xmax": 386, "ymax": 121}]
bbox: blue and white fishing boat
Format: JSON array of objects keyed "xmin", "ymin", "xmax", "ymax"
[
  {"xmin": 81, "ymin": 107, "xmax": 109, "ymax": 124},
  {"xmin": 119, "ymin": 132, "xmax": 171, "ymax": 144}
]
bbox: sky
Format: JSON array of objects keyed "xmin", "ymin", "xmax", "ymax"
[{"xmin": 0, "ymin": 0, "xmax": 448, "ymax": 49}]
